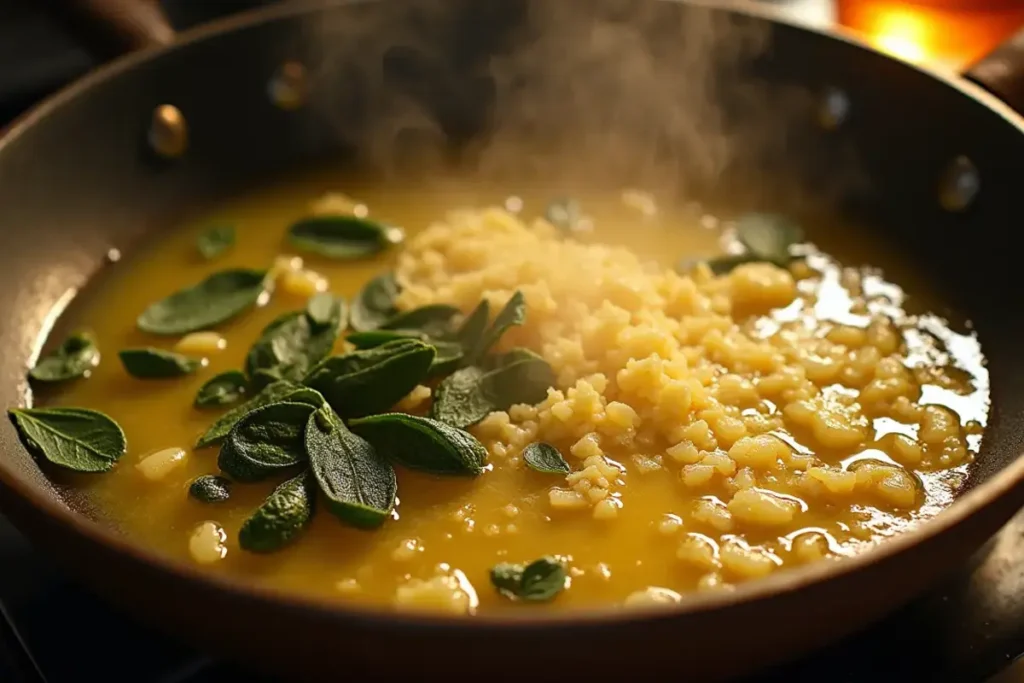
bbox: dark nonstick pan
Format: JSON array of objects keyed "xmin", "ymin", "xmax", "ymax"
[{"xmin": 3, "ymin": 0, "xmax": 1024, "ymax": 680}]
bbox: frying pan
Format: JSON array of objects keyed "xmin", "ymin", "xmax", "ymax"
[{"xmin": 3, "ymin": 0, "xmax": 1024, "ymax": 680}]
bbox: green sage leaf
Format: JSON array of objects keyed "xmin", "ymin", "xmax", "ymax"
[
  {"xmin": 288, "ymin": 215, "xmax": 394, "ymax": 260},
  {"xmin": 217, "ymin": 401, "xmax": 316, "ymax": 482},
  {"xmin": 239, "ymin": 470, "xmax": 316, "ymax": 553},
  {"xmin": 137, "ymin": 268, "xmax": 267, "ymax": 336},
  {"xmin": 476, "ymin": 291, "xmax": 526, "ymax": 358},
  {"xmin": 197, "ymin": 224, "xmax": 235, "ymax": 260},
  {"xmin": 188, "ymin": 474, "xmax": 231, "ymax": 503},
  {"xmin": 195, "ymin": 380, "xmax": 324, "ymax": 449},
  {"xmin": 379, "ymin": 304, "xmax": 461, "ymax": 338},
  {"xmin": 676, "ymin": 253, "xmax": 755, "ymax": 276},
  {"xmin": 490, "ymin": 556, "xmax": 567, "ymax": 602},
  {"xmin": 430, "ymin": 366, "xmax": 493, "ymax": 429},
  {"xmin": 456, "ymin": 300, "xmax": 490, "ymax": 364},
  {"xmin": 735, "ymin": 213, "xmax": 804, "ymax": 265},
  {"xmin": 349, "ymin": 412, "xmax": 486, "ymax": 476},
  {"xmin": 303, "ymin": 339, "xmax": 434, "ymax": 419},
  {"xmin": 522, "ymin": 442, "xmax": 570, "ymax": 475},
  {"xmin": 306, "ymin": 292, "xmax": 345, "ymax": 330},
  {"xmin": 29, "ymin": 331, "xmax": 100, "ymax": 383},
  {"xmin": 346, "ymin": 329, "xmax": 425, "ymax": 349},
  {"xmin": 119, "ymin": 348, "xmax": 200, "ymax": 379},
  {"xmin": 8, "ymin": 407, "xmax": 126, "ymax": 473},
  {"xmin": 194, "ymin": 370, "xmax": 248, "ymax": 408},
  {"xmin": 545, "ymin": 198, "xmax": 582, "ymax": 232},
  {"xmin": 245, "ymin": 300, "xmax": 343, "ymax": 390},
  {"xmin": 305, "ymin": 405, "xmax": 396, "ymax": 529},
  {"xmin": 350, "ymin": 272, "xmax": 400, "ymax": 332},
  {"xmin": 428, "ymin": 340, "xmax": 464, "ymax": 376}
]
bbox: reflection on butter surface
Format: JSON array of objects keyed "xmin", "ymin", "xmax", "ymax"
[{"xmin": 42, "ymin": 169, "xmax": 987, "ymax": 614}]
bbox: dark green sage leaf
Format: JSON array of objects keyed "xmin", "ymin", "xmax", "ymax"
[
  {"xmin": 477, "ymin": 291, "xmax": 525, "ymax": 358},
  {"xmin": 137, "ymin": 268, "xmax": 267, "ymax": 336},
  {"xmin": 188, "ymin": 474, "xmax": 231, "ymax": 503},
  {"xmin": 545, "ymin": 198, "xmax": 581, "ymax": 231},
  {"xmin": 303, "ymin": 339, "xmax": 434, "ymax": 419},
  {"xmin": 194, "ymin": 370, "xmax": 248, "ymax": 408},
  {"xmin": 676, "ymin": 253, "xmax": 756, "ymax": 276},
  {"xmin": 245, "ymin": 302, "xmax": 343, "ymax": 389},
  {"xmin": 218, "ymin": 401, "xmax": 315, "ymax": 482},
  {"xmin": 119, "ymin": 348, "xmax": 200, "ymax": 379},
  {"xmin": 239, "ymin": 470, "xmax": 316, "ymax": 553},
  {"xmin": 306, "ymin": 292, "xmax": 345, "ymax": 330},
  {"xmin": 349, "ymin": 412, "xmax": 486, "ymax": 476},
  {"xmin": 197, "ymin": 224, "xmax": 235, "ymax": 260},
  {"xmin": 490, "ymin": 557, "xmax": 567, "ymax": 602},
  {"xmin": 428, "ymin": 340, "xmax": 464, "ymax": 376},
  {"xmin": 288, "ymin": 215, "xmax": 394, "ymax": 260},
  {"xmin": 379, "ymin": 304, "xmax": 461, "ymax": 338},
  {"xmin": 430, "ymin": 366, "xmax": 493, "ymax": 429},
  {"xmin": 735, "ymin": 213, "xmax": 804, "ymax": 265},
  {"xmin": 350, "ymin": 272, "xmax": 400, "ymax": 332},
  {"xmin": 8, "ymin": 407, "xmax": 126, "ymax": 473},
  {"xmin": 195, "ymin": 380, "xmax": 324, "ymax": 449},
  {"xmin": 29, "ymin": 331, "xmax": 100, "ymax": 383},
  {"xmin": 305, "ymin": 405, "xmax": 396, "ymax": 529},
  {"xmin": 522, "ymin": 442, "xmax": 570, "ymax": 475},
  {"xmin": 346, "ymin": 329, "xmax": 425, "ymax": 349},
  {"xmin": 456, "ymin": 300, "xmax": 490, "ymax": 364}
]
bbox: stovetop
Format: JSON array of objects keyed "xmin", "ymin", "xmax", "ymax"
[{"xmin": 0, "ymin": 1, "xmax": 1023, "ymax": 681}]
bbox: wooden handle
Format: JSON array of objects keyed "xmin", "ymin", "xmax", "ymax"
[
  {"xmin": 964, "ymin": 26, "xmax": 1024, "ymax": 114},
  {"xmin": 40, "ymin": 0, "xmax": 175, "ymax": 60}
]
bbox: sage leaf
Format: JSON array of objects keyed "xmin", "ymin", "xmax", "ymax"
[
  {"xmin": 379, "ymin": 304, "xmax": 460, "ymax": 338},
  {"xmin": 303, "ymin": 339, "xmax": 434, "ymax": 419},
  {"xmin": 197, "ymin": 224, "xmax": 235, "ymax": 260},
  {"xmin": 8, "ymin": 407, "xmax": 126, "ymax": 473},
  {"xmin": 428, "ymin": 340, "xmax": 464, "ymax": 376},
  {"xmin": 430, "ymin": 366, "xmax": 493, "ymax": 429},
  {"xmin": 350, "ymin": 272, "xmax": 400, "ymax": 332},
  {"xmin": 29, "ymin": 331, "xmax": 100, "ymax": 383},
  {"xmin": 735, "ymin": 213, "xmax": 804, "ymax": 265},
  {"xmin": 477, "ymin": 291, "xmax": 526, "ymax": 358},
  {"xmin": 188, "ymin": 474, "xmax": 231, "ymax": 503},
  {"xmin": 456, "ymin": 300, "xmax": 490, "ymax": 363},
  {"xmin": 119, "ymin": 348, "xmax": 200, "ymax": 379},
  {"xmin": 490, "ymin": 556, "xmax": 567, "ymax": 602},
  {"xmin": 195, "ymin": 380, "xmax": 324, "ymax": 449},
  {"xmin": 349, "ymin": 413, "xmax": 486, "ymax": 476},
  {"xmin": 194, "ymin": 370, "xmax": 247, "ymax": 408},
  {"xmin": 346, "ymin": 329, "xmax": 425, "ymax": 349},
  {"xmin": 217, "ymin": 401, "xmax": 315, "ymax": 482},
  {"xmin": 545, "ymin": 198, "xmax": 581, "ymax": 232},
  {"xmin": 676, "ymin": 253, "xmax": 754, "ymax": 276},
  {"xmin": 239, "ymin": 470, "xmax": 316, "ymax": 553},
  {"xmin": 137, "ymin": 268, "xmax": 267, "ymax": 336},
  {"xmin": 522, "ymin": 442, "xmax": 570, "ymax": 475},
  {"xmin": 288, "ymin": 215, "xmax": 393, "ymax": 260},
  {"xmin": 306, "ymin": 292, "xmax": 345, "ymax": 330},
  {"xmin": 245, "ymin": 301, "xmax": 343, "ymax": 389},
  {"xmin": 305, "ymin": 405, "xmax": 397, "ymax": 529}
]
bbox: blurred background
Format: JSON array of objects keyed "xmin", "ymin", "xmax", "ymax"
[{"xmin": 2, "ymin": 0, "xmax": 1024, "ymax": 125}]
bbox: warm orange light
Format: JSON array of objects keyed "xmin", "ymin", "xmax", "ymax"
[{"xmin": 870, "ymin": 9, "xmax": 933, "ymax": 64}]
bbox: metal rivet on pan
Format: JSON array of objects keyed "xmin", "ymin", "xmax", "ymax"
[
  {"xmin": 268, "ymin": 61, "xmax": 308, "ymax": 110},
  {"xmin": 148, "ymin": 104, "xmax": 188, "ymax": 159},
  {"xmin": 938, "ymin": 155, "xmax": 980, "ymax": 212},
  {"xmin": 817, "ymin": 87, "xmax": 849, "ymax": 130}
]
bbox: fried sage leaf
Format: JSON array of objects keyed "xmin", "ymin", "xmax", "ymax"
[
  {"xmin": 490, "ymin": 556, "xmax": 567, "ymax": 602},
  {"xmin": 197, "ymin": 224, "xmax": 235, "ymax": 260},
  {"xmin": 735, "ymin": 212, "xmax": 804, "ymax": 265},
  {"xmin": 137, "ymin": 268, "xmax": 267, "ymax": 336},
  {"xmin": 194, "ymin": 370, "xmax": 248, "ymax": 408},
  {"xmin": 29, "ymin": 331, "xmax": 100, "ymax": 383},
  {"xmin": 305, "ymin": 405, "xmax": 396, "ymax": 529},
  {"xmin": 8, "ymin": 407, "xmax": 126, "ymax": 473},
  {"xmin": 188, "ymin": 474, "xmax": 231, "ymax": 503},
  {"xmin": 346, "ymin": 329, "xmax": 425, "ymax": 349},
  {"xmin": 288, "ymin": 215, "xmax": 393, "ymax": 260},
  {"xmin": 245, "ymin": 297, "xmax": 344, "ymax": 389},
  {"xmin": 456, "ymin": 300, "xmax": 490, "ymax": 363},
  {"xmin": 349, "ymin": 413, "xmax": 486, "ymax": 476},
  {"xmin": 431, "ymin": 349, "xmax": 555, "ymax": 429},
  {"xmin": 303, "ymin": 339, "xmax": 434, "ymax": 419},
  {"xmin": 217, "ymin": 401, "xmax": 315, "ymax": 482},
  {"xmin": 239, "ymin": 470, "xmax": 316, "ymax": 553},
  {"xmin": 195, "ymin": 379, "xmax": 324, "ymax": 449},
  {"xmin": 119, "ymin": 348, "xmax": 200, "ymax": 379},
  {"xmin": 350, "ymin": 272, "xmax": 400, "ymax": 332},
  {"xmin": 378, "ymin": 304, "xmax": 461, "ymax": 338},
  {"xmin": 522, "ymin": 442, "xmax": 571, "ymax": 475},
  {"xmin": 477, "ymin": 290, "xmax": 526, "ymax": 357}
]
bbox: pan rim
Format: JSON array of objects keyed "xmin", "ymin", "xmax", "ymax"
[{"xmin": 0, "ymin": 0, "xmax": 1022, "ymax": 632}]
